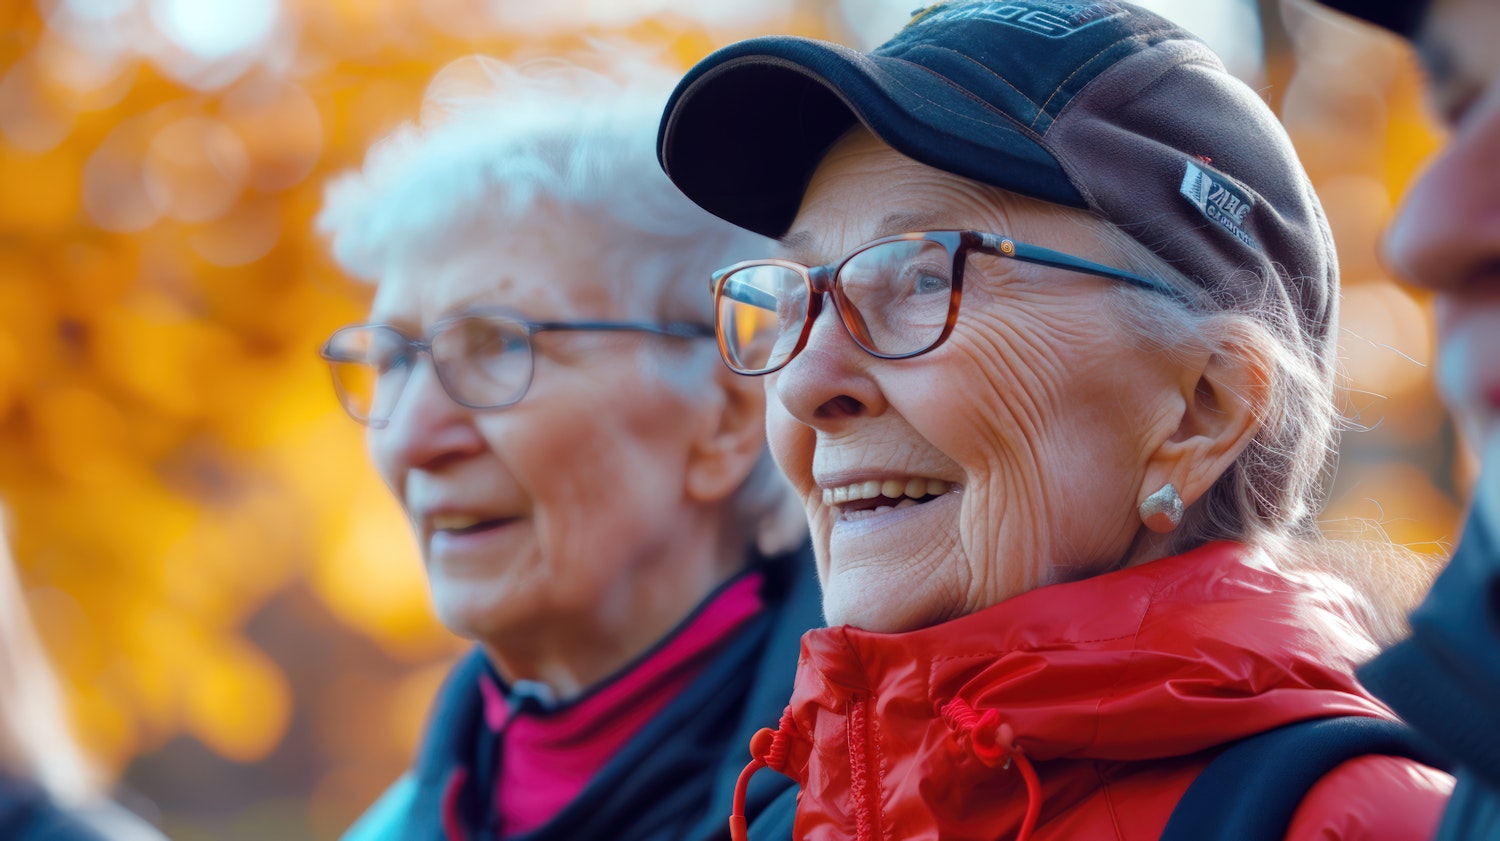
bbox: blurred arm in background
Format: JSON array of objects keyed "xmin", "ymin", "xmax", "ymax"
[{"xmin": 0, "ymin": 513, "xmax": 166, "ymax": 841}]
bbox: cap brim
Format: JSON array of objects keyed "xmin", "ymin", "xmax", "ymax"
[
  {"xmin": 1313, "ymin": 0, "xmax": 1427, "ymax": 38},
  {"xmin": 657, "ymin": 35, "xmax": 1084, "ymax": 239}
]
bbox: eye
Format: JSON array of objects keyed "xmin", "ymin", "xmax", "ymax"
[
  {"xmin": 913, "ymin": 272, "xmax": 951, "ymax": 295},
  {"xmin": 377, "ymin": 352, "xmax": 406, "ymax": 374},
  {"xmin": 1427, "ymin": 75, "xmax": 1480, "ymax": 129},
  {"xmin": 364, "ymin": 331, "xmax": 411, "ymax": 375},
  {"xmin": 1419, "ymin": 51, "xmax": 1483, "ymax": 131},
  {"xmin": 455, "ymin": 318, "xmax": 524, "ymax": 363}
]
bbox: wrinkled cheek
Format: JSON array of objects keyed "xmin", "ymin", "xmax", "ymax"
[
  {"xmin": 766, "ymin": 396, "xmax": 814, "ymax": 483},
  {"xmin": 955, "ymin": 432, "xmax": 1086, "ymax": 602}
]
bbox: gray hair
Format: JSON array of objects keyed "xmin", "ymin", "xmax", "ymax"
[
  {"xmin": 1094, "ymin": 226, "xmax": 1339, "ymax": 552},
  {"xmin": 1079, "ymin": 208, "xmax": 1430, "ymax": 646},
  {"xmin": 317, "ymin": 49, "xmax": 805, "ymax": 557}
]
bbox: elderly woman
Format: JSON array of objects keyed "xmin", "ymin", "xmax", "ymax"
[
  {"xmin": 318, "ymin": 54, "xmax": 818, "ymax": 841},
  {"xmin": 656, "ymin": 2, "xmax": 1452, "ymax": 839}
]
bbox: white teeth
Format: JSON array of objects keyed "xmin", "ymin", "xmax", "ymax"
[
  {"xmin": 820, "ymin": 478, "xmax": 954, "ymax": 506},
  {"xmin": 842, "ymin": 497, "xmax": 922, "ymax": 521},
  {"xmin": 431, "ymin": 514, "xmax": 485, "ymax": 531}
]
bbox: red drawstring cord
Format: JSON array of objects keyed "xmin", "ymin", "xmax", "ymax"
[
  {"xmin": 731, "ymin": 709, "xmax": 796, "ymax": 841},
  {"xmin": 1011, "ymin": 750, "xmax": 1042, "ymax": 841},
  {"xmin": 941, "ymin": 698, "xmax": 1042, "ymax": 841},
  {"xmin": 730, "ymin": 728, "xmax": 775, "ymax": 841}
]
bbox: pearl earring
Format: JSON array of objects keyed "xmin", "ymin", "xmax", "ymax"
[{"xmin": 1139, "ymin": 483, "xmax": 1184, "ymax": 533}]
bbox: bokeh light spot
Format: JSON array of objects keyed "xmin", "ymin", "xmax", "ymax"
[
  {"xmin": 83, "ymin": 117, "xmax": 160, "ymax": 232},
  {"xmin": 144, "ymin": 116, "xmax": 249, "ymax": 223},
  {"xmin": 221, "ymin": 77, "xmax": 323, "ymax": 192},
  {"xmin": 147, "ymin": 0, "xmax": 280, "ymax": 62},
  {"xmin": 1341, "ymin": 281, "xmax": 1434, "ymax": 399}
]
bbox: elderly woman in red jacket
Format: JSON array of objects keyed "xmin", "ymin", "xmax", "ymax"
[{"xmin": 657, "ymin": 2, "xmax": 1453, "ymax": 839}]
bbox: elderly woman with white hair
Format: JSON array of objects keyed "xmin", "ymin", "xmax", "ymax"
[
  {"xmin": 319, "ymin": 53, "xmax": 818, "ymax": 841},
  {"xmin": 656, "ymin": 2, "xmax": 1454, "ymax": 839}
]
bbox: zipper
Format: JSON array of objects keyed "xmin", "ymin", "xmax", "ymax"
[{"xmin": 847, "ymin": 696, "xmax": 881, "ymax": 841}]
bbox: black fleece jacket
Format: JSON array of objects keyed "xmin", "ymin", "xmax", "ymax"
[
  {"xmin": 346, "ymin": 546, "xmax": 821, "ymax": 841},
  {"xmin": 1359, "ymin": 487, "xmax": 1500, "ymax": 840}
]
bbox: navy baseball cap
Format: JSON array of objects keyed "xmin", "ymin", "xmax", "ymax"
[
  {"xmin": 1312, "ymin": 0, "xmax": 1429, "ymax": 38},
  {"xmin": 658, "ymin": 0, "xmax": 1339, "ymax": 375}
]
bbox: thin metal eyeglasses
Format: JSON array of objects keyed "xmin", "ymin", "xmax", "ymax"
[
  {"xmin": 709, "ymin": 230, "xmax": 1181, "ymax": 376},
  {"xmin": 320, "ymin": 307, "xmax": 713, "ymax": 428}
]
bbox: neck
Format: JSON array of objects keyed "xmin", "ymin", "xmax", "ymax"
[{"xmin": 481, "ymin": 509, "xmax": 746, "ymax": 698}]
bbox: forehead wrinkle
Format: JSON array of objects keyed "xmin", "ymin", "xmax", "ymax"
[
  {"xmin": 876, "ymin": 211, "xmax": 949, "ymax": 238},
  {"xmin": 780, "ymin": 209, "xmax": 975, "ymax": 264}
]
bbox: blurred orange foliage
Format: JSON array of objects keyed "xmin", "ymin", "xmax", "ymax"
[{"xmin": 0, "ymin": 0, "xmax": 1462, "ymax": 838}]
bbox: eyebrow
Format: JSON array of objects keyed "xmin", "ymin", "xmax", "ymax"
[
  {"xmin": 779, "ymin": 211, "xmax": 953, "ymax": 260},
  {"xmin": 369, "ymin": 286, "xmax": 509, "ymax": 331},
  {"xmin": 778, "ymin": 229, "xmax": 814, "ymax": 255},
  {"xmin": 877, "ymin": 211, "xmax": 948, "ymax": 237}
]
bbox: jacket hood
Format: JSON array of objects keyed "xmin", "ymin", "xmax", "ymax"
[{"xmin": 757, "ymin": 542, "xmax": 1397, "ymax": 840}]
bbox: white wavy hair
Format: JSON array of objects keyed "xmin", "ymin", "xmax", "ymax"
[{"xmin": 318, "ymin": 48, "xmax": 805, "ymax": 556}]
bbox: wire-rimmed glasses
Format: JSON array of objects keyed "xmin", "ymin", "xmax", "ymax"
[
  {"xmin": 710, "ymin": 230, "xmax": 1178, "ymax": 376},
  {"xmin": 320, "ymin": 308, "xmax": 713, "ymax": 427}
]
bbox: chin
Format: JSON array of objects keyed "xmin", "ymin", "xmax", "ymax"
[
  {"xmin": 822, "ymin": 580, "xmax": 935, "ymax": 634},
  {"xmin": 430, "ymin": 580, "xmax": 524, "ymax": 643}
]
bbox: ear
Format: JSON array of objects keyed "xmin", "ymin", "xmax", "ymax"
[
  {"xmin": 1138, "ymin": 340, "xmax": 1270, "ymax": 515},
  {"xmin": 684, "ymin": 362, "xmax": 769, "ymax": 505}
]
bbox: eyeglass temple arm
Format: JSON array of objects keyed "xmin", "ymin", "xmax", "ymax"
[
  {"xmin": 710, "ymin": 271, "xmax": 781, "ymax": 313},
  {"xmin": 530, "ymin": 319, "xmax": 714, "ymax": 339},
  {"xmin": 975, "ymin": 233, "xmax": 1186, "ymax": 302}
]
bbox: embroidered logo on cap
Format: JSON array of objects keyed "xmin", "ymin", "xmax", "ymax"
[
  {"xmin": 1180, "ymin": 160, "xmax": 1259, "ymax": 250},
  {"xmin": 908, "ymin": 2, "xmax": 1127, "ymax": 38}
]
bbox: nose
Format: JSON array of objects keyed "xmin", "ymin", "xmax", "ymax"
[
  {"xmin": 1382, "ymin": 99, "xmax": 1500, "ymax": 293},
  {"xmin": 369, "ymin": 357, "xmax": 485, "ymax": 474},
  {"xmin": 773, "ymin": 295, "xmax": 888, "ymax": 428}
]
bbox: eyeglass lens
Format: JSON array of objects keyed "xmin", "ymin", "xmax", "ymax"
[
  {"xmin": 715, "ymin": 238, "xmax": 955, "ymax": 373},
  {"xmin": 326, "ymin": 315, "xmax": 533, "ymax": 424}
]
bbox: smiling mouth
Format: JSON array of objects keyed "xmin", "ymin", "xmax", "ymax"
[
  {"xmin": 430, "ymin": 515, "xmax": 517, "ymax": 536},
  {"xmin": 822, "ymin": 478, "xmax": 954, "ymax": 521}
]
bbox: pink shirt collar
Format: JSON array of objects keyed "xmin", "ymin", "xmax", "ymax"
[{"xmin": 478, "ymin": 570, "xmax": 766, "ymax": 836}]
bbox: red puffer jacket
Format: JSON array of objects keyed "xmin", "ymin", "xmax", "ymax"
[{"xmin": 742, "ymin": 542, "xmax": 1452, "ymax": 841}]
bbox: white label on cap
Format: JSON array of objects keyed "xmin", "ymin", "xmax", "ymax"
[
  {"xmin": 912, "ymin": 2, "xmax": 1127, "ymax": 38},
  {"xmin": 1180, "ymin": 161, "xmax": 1259, "ymax": 250}
]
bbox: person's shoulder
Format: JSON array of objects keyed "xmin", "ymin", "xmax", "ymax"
[
  {"xmin": 1433, "ymin": 771, "xmax": 1500, "ymax": 841},
  {"xmin": 63, "ymin": 801, "xmax": 168, "ymax": 841},
  {"xmin": 340, "ymin": 774, "xmax": 419, "ymax": 841},
  {"xmin": 1285, "ymin": 754, "xmax": 1454, "ymax": 840},
  {"xmin": 0, "ymin": 782, "xmax": 165, "ymax": 841}
]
